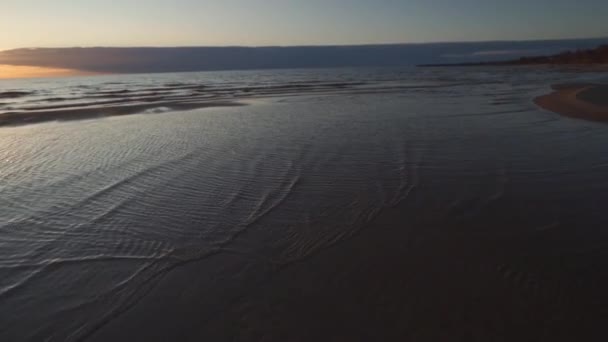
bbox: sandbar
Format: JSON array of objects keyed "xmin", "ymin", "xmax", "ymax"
[{"xmin": 535, "ymin": 83, "xmax": 608, "ymax": 121}]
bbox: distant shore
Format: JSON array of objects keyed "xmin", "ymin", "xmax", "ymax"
[
  {"xmin": 535, "ymin": 84, "xmax": 608, "ymax": 121},
  {"xmin": 419, "ymin": 45, "xmax": 608, "ymax": 67}
]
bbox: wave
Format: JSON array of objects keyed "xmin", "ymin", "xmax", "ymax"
[
  {"xmin": 0, "ymin": 91, "xmax": 34, "ymax": 99},
  {"xmin": 0, "ymin": 101, "xmax": 245, "ymax": 126},
  {"xmin": 0, "ymin": 77, "xmax": 475, "ymax": 127}
]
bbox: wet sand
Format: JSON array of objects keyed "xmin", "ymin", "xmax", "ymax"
[
  {"xmin": 535, "ymin": 84, "xmax": 608, "ymax": 121},
  {"xmin": 4, "ymin": 67, "xmax": 608, "ymax": 341},
  {"xmin": 89, "ymin": 192, "xmax": 608, "ymax": 341}
]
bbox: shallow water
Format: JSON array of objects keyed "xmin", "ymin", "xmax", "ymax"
[{"xmin": 1, "ymin": 67, "xmax": 608, "ymax": 341}]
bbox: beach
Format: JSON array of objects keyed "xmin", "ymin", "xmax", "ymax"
[
  {"xmin": 535, "ymin": 83, "xmax": 608, "ymax": 121},
  {"xmin": 3, "ymin": 0, "xmax": 608, "ymax": 340},
  {"xmin": 89, "ymin": 190, "xmax": 608, "ymax": 342},
  {"xmin": 2, "ymin": 67, "xmax": 608, "ymax": 341}
]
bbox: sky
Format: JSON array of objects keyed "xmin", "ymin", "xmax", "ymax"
[{"xmin": 1, "ymin": 0, "xmax": 608, "ymax": 51}]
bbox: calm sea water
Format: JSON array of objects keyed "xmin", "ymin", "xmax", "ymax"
[{"xmin": 1, "ymin": 67, "xmax": 608, "ymax": 341}]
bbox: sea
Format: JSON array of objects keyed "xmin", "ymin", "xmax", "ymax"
[{"xmin": 1, "ymin": 67, "xmax": 608, "ymax": 341}]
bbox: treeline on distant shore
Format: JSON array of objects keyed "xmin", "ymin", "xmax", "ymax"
[
  {"xmin": 420, "ymin": 44, "xmax": 608, "ymax": 67},
  {"xmin": 515, "ymin": 45, "xmax": 608, "ymax": 65}
]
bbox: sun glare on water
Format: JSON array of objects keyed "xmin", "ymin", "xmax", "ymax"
[{"xmin": 0, "ymin": 65, "xmax": 95, "ymax": 79}]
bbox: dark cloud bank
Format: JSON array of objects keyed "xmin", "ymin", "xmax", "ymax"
[{"xmin": 0, "ymin": 38, "xmax": 606, "ymax": 74}]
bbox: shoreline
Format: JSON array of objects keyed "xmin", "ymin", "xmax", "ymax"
[
  {"xmin": 0, "ymin": 101, "xmax": 246, "ymax": 127},
  {"xmin": 535, "ymin": 83, "xmax": 608, "ymax": 121},
  {"xmin": 0, "ymin": 80, "xmax": 377, "ymax": 127}
]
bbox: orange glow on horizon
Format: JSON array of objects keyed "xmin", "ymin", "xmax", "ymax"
[{"xmin": 0, "ymin": 65, "xmax": 99, "ymax": 79}]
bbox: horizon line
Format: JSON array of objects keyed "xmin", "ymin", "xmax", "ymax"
[{"xmin": 3, "ymin": 35, "xmax": 607, "ymax": 52}]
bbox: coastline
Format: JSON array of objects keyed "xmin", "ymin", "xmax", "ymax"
[
  {"xmin": 535, "ymin": 84, "xmax": 608, "ymax": 121},
  {"xmin": 0, "ymin": 101, "xmax": 246, "ymax": 127},
  {"xmin": 0, "ymin": 80, "xmax": 377, "ymax": 127}
]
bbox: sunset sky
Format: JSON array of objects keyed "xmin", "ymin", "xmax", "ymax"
[
  {"xmin": 1, "ymin": 0, "xmax": 607, "ymax": 79},
  {"xmin": 1, "ymin": 0, "xmax": 607, "ymax": 51}
]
